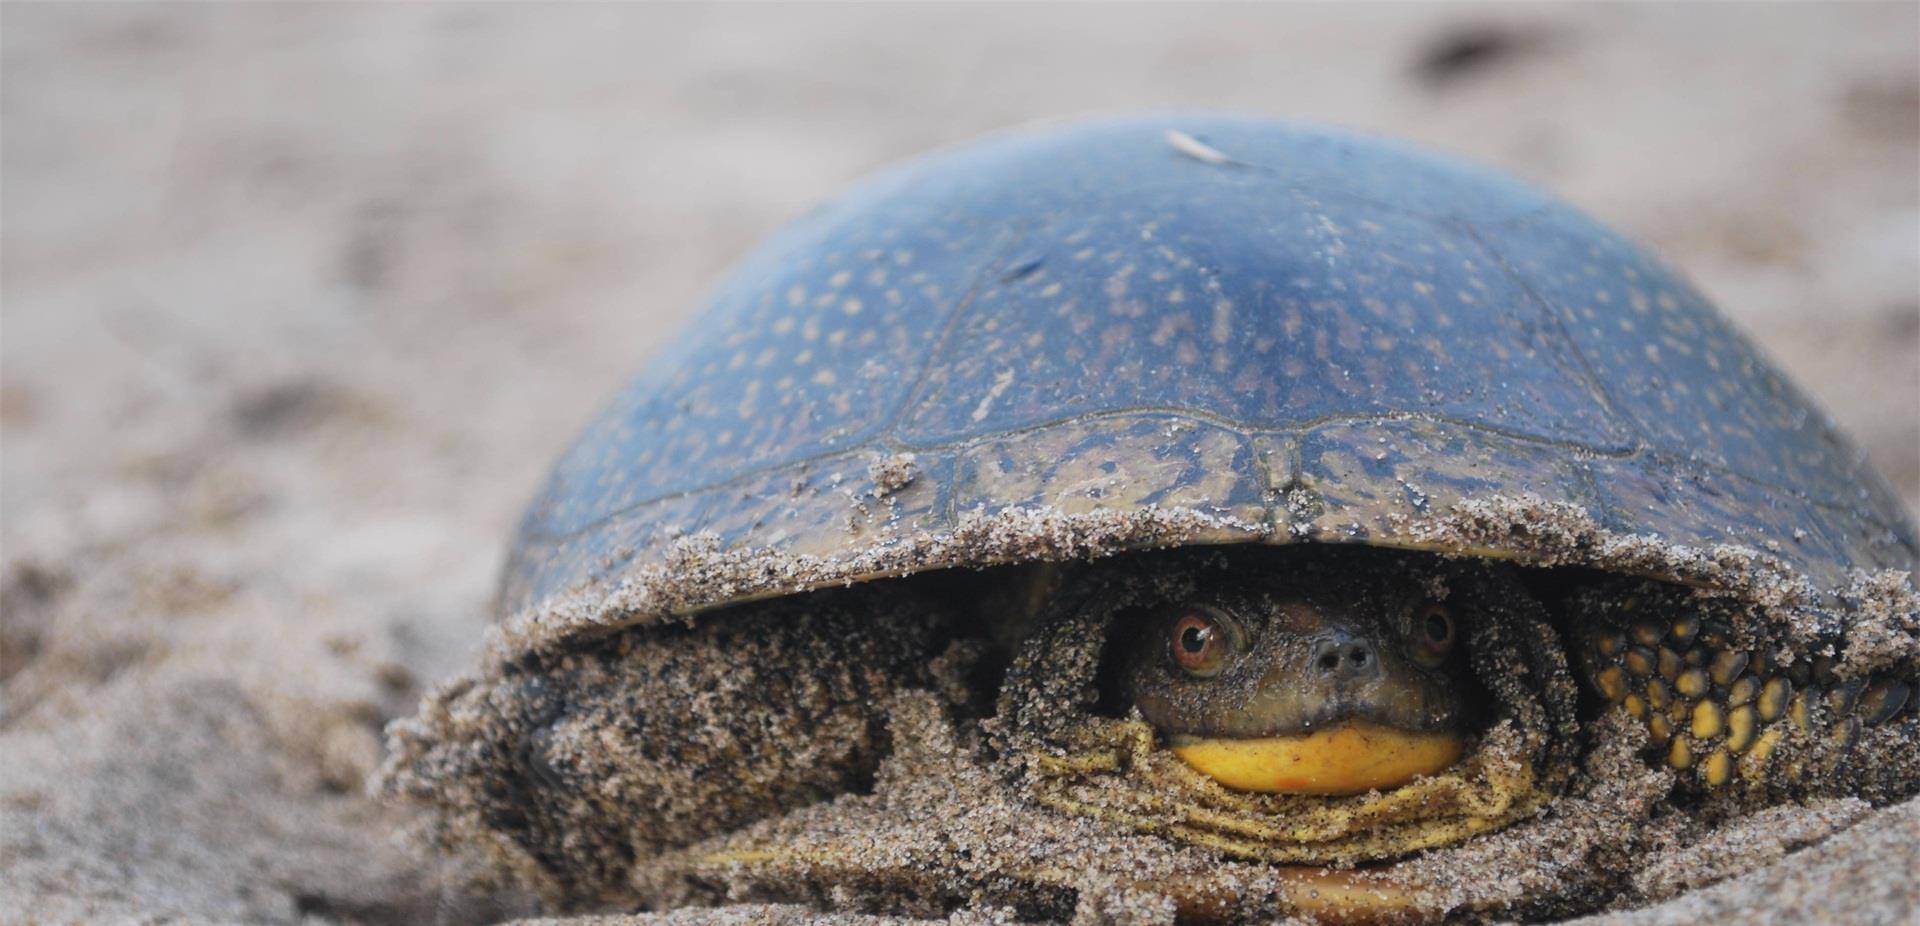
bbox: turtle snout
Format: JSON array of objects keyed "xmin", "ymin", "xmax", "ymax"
[{"xmin": 1310, "ymin": 629, "xmax": 1383, "ymax": 687}]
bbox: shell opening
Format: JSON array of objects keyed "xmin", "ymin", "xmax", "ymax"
[{"xmin": 998, "ymin": 548, "xmax": 1580, "ymax": 874}]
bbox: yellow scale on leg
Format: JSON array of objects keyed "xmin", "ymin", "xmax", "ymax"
[{"xmin": 1585, "ymin": 613, "xmax": 1913, "ymax": 790}]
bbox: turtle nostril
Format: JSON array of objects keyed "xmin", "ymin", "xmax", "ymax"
[{"xmin": 1310, "ymin": 635, "xmax": 1379, "ymax": 681}]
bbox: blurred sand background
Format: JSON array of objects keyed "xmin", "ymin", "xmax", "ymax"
[{"xmin": 2, "ymin": 3, "xmax": 1916, "ymax": 923}]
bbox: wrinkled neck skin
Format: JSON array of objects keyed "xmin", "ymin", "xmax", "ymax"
[{"xmin": 1110, "ymin": 551, "xmax": 1486, "ymax": 744}]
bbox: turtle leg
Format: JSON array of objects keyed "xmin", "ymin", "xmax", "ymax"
[
  {"xmin": 383, "ymin": 583, "xmax": 957, "ymax": 905},
  {"xmin": 1573, "ymin": 586, "xmax": 1919, "ymax": 800}
]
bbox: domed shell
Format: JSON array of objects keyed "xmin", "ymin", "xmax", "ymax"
[{"xmin": 496, "ymin": 115, "xmax": 1916, "ymax": 658}]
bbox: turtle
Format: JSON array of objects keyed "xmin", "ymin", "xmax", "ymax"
[{"xmin": 380, "ymin": 115, "xmax": 1920, "ymax": 924}]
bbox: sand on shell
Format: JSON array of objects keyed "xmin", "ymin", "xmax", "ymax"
[{"xmin": 380, "ymin": 498, "xmax": 1916, "ymax": 923}]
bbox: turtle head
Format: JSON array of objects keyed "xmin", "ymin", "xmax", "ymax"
[{"xmin": 1115, "ymin": 564, "xmax": 1481, "ymax": 795}]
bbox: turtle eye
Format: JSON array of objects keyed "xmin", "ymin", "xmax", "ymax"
[
  {"xmin": 1168, "ymin": 609, "xmax": 1233, "ymax": 678},
  {"xmin": 1413, "ymin": 604, "xmax": 1456, "ymax": 666}
]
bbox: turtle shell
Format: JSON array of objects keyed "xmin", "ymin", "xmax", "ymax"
[{"xmin": 496, "ymin": 114, "xmax": 1916, "ymax": 661}]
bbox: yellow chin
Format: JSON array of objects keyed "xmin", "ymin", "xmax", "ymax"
[{"xmin": 1170, "ymin": 722, "xmax": 1466, "ymax": 795}]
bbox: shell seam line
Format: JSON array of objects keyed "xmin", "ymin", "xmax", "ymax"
[
  {"xmin": 871, "ymin": 223, "xmax": 1031, "ymax": 437},
  {"xmin": 526, "ymin": 406, "xmax": 1638, "ymax": 540},
  {"xmin": 881, "ymin": 406, "xmax": 1640, "ymax": 458},
  {"xmin": 1455, "ymin": 217, "xmax": 1656, "ymax": 451},
  {"xmin": 519, "ymin": 407, "xmax": 1896, "ymax": 545}
]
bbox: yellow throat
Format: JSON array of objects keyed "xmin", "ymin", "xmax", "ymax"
[{"xmin": 1170, "ymin": 721, "xmax": 1466, "ymax": 795}]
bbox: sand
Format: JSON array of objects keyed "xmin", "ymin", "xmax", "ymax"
[{"xmin": 3, "ymin": 3, "xmax": 1916, "ymax": 925}]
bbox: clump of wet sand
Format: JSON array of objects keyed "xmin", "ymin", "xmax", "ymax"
[{"xmin": 387, "ymin": 531, "xmax": 1916, "ymax": 924}]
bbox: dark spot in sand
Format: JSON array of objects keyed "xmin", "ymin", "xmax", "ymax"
[
  {"xmin": 0, "ymin": 562, "xmax": 71, "ymax": 683},
  {"xmin": 0, "ymin": 381, "xmax": 38, "ymax": 429},
  {"xmin": 1843, "ymin": 74, "xmax": 1920, "ymax": 141},
  {"xmin": 231, "ymin": 379, "xmax": 350, "ymax": 438},
  {"xmin": 1880, "ymin": 303, "xmax": 1919, "ymax": 342},
  {"xmin": 1411, "ymin": 23, "xmax": 1553, "ymax": 88},
  {"xmin": 341, "ymin": 200, "xmax": 403, "ymax": 292},
  {"xmin": 289, "ymin": 889, "xmax": 415, "ymax": 925}
]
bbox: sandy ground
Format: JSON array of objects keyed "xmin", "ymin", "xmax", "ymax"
[{"xmin": 2, "ymin": 3, "xmax": 1916, "ymax": 924}]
